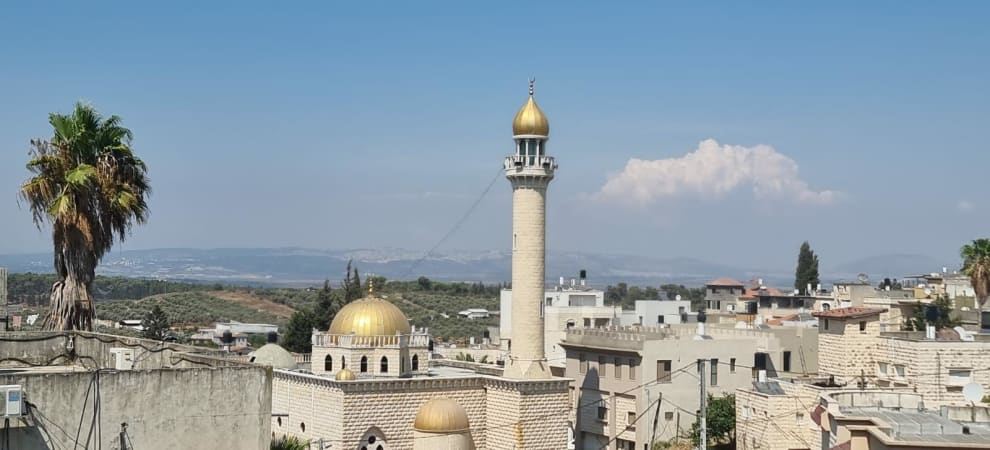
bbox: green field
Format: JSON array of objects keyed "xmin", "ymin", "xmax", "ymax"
[{"xmin": 97, "ymin": 292, "xmax": 286, "ymax": 326}]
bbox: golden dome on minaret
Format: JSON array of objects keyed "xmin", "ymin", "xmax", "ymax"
[
  {"xmin": 511, "ymin": 79, "xmax": 550, "ymax": 137},
  {"xmin": 414, "ymin": 397, "xmax": 471, "ymax": 433},
  {"xmin": 328, "ymin": 279, "xmax": 411, "ymax": 336}
]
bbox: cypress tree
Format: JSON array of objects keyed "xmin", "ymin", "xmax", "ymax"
[{"xmin": 794, "ymin": 241, "xmax": 821, "ymax": 294}]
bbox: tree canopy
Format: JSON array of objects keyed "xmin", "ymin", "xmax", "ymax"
[
  {"xmin": 690, "ymin": 393, "xmax": 735, "ymax": 447},
  {"xmin": 140, "ymin": 305, "xmax": 171, "ymax": 340},
  {"xmin": 794, "ymin": 241, "xmax": 820, "ymax": 294}
]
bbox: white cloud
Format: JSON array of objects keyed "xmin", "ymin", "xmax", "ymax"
[
  {"xmin": 957, "ymin": 200, "xmax": 975, "ymax": 213},
  {"xmin": 594, "ymin": 139, "xmax": 837, "ymax": 207}
]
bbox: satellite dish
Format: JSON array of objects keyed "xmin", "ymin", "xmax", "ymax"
[
  {"xmin": 675, "ymin": 294, "xmax": 682, "ymax": 301},
  {"xmin": 963, "ymin": 382, "xmax": 984, "ymax": 403},
  {"xmin": 857, "ymin": 273, "xmax": 869, "ymax": 283}
]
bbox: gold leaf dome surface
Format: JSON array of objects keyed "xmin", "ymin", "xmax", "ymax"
[
  {"xmin": 512, "ymin": 81, "xmax": 549, "ymax": 136},
  {"xmin": 328, "ymin": 297, "xmax": 411, "ymax": 336},
  {"xmin": 335, "ymin": 368, "xmax": 357, "ymax": 381},
  {"xmin": 414, "ymin": 397, "xmax": 470, "ymax": 433}
]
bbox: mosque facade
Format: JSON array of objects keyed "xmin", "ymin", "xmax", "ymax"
[{"xmin": 268, "ymin": 83, "xmax": 570, "ymax": 450}]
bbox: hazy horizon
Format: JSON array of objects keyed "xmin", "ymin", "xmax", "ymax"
[{"xmin": 2, "ymin": 2, "xmax": 987, "ymax": 269}]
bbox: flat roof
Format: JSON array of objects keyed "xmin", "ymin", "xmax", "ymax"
[{"xmin": 841, "ymin": 407, "xmax": 990, "ymax": 445}]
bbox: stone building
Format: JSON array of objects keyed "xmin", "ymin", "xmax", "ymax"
[
  {"xmin": 561, "ymin": 321, "xmax": 818, "ymax": 449},
  {"xmin": 814, "ymin": 307, "xmax": 887, "ymax": 381},
  {"xmin": 269, "ymin": 82, "xmax": 572, "ymax": 450},
  {"xmin": 0, "ymin": 331, "xmax": 272, "ymax": 449}
]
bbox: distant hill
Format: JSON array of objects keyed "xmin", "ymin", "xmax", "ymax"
[
  {"xmin": 0, "ymin": 247, "xmax": 770, "ymax": 286},
  {"xmin": 829, "ymin": 254, "xmax": 953, "ymax": 283}
]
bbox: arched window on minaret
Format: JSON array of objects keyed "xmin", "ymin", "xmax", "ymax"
[
  {"xmin": 324, "ymin": 355, "xmax": 333, "ymax": 371},
  {"xmin": 341, "ymin": 356, "xmax": 346, "ymax": 369},
  {"xmin": 360, "ymin": 356, "xmax": 368, "ymax": 373},
  {"xmin": 380, "ymin": 356, "xmax": 388, "ymax": 373},
  {"xmin": 412, "ymin": 354, "xmax": 419, "ymax": 371}
]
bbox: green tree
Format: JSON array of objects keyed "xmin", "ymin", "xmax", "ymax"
[
  {"xmin": 417, "ymin": 276, "xmax": 433, "ymax": 291},
  {"xmin": 903, "ymin": 296, "xmax": 959, "ymax": 331},
  {"xmin": 282, "ymin": 311, "xmax": 314, "ymax": 353},
  {"xmin": 794, "ymin": 241, "xmax": 820, "ymax": 295},
  {"xmin": 690, "ymin": 393, "xmax": 736, "ymax": 447},
  {"xmin": 270, "ymin": 435, "xmax": 308, "ymax": 450},
  {"xmin": 961, "ymin": 238, "xmax": 990, "ymax": 330},
  {"xmin": 311, "ymin": 279, "xmax": 341, "ymax": 331},
  {"xmin": 140, "ymin": 305, "xmax": 170, "ymax": 340},
  {"xmin": 20, "ymin": 103, "xmax": 151, "ymax": 330},
  {"xmin": 343, "ymin": 260, "xmax": 363, "ymax": 302}
]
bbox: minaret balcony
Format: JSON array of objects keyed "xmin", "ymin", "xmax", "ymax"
[{"xmin": 504, "ymin": 155, "xmax": 557, "ymax": 176}]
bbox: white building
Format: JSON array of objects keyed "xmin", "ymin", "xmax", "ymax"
[
  {"xmin": 457, "ymin": 308, "xmax": 490, "ymax": 320},
  {"xmin": 619, "ymin": 299, "xmax": 695, "ymax": 327}
]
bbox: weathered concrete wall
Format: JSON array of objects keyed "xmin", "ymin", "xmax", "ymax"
[{"xmin": 1, "ymin": 366, "xmax": 272, "ymax": 450}]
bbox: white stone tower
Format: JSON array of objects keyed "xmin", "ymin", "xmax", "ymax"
[{"xmin": 503, "ymin": 79, "xmax": 556, "ymax": 380}]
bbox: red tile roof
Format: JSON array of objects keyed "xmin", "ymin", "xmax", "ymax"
[
  {"xmin": 706, "ymin": 277, "xmax": 744, "ymax": 287},
  {"xmin": 812, "ymin": 307, "xmax": 885, "ymax": 319}
]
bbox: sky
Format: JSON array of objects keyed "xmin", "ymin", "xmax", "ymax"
[{"xmin": 1, "ymin": 1, "xmax": 988, "ymax": 271}]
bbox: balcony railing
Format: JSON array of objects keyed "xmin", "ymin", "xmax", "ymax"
[{"xmin": 504, "ymin": 155, "xmax": 556, "ymax": 171}]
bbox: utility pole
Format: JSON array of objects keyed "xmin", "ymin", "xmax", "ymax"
[
  {"xmin": 698, "ymin": 358, "xmax": 707, "ymax": 450},
  {"xmin": 119, "ymin": 422, "xmax": 128, "ymax": 450}
]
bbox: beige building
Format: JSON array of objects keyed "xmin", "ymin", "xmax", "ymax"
[
  {"xmin": 269, "ymin": 83, "xmax": 572, "ymax": 450},
  {"xmin": 561, "ymin": 321, "xmax": 818, "ymax": 449},
  {"xmin": 735, "ymin": 378, "xmax": 830, "ymax": 450}
]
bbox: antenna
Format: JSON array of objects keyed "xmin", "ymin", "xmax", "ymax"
[{"xmin": 857, "ymin": 273, "xmax": 869, "ymax": 283}]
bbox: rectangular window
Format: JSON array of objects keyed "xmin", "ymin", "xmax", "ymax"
[
  {"xmin": 627, "ymin": 411, "xmax": 636, "ymax": 425},
  {"xmin": 579, "ymin": 353, "xmax": 587, "ymax": 374},
  {"xmin": 783, "ymin": 351, "xmax": 792, "ymax": 372},
  {"xmin": 710, "ymin": 358, "xmax": 718, "ymax": 386},
  {"xmin": 730, "ymin": 358, "xmax": 737, "ymax": 373},
  {"xmin": 657, "ymin": 315, "xmax": 664, "ymax": 324},
  {"xmin": 664, "ymin": 411, "xmax": 674, "ymax": 421},
  {"xmin": 599, "ymin": 355, "xmax": 607, "ymax": 377},
  {"xmin": 824, "ymin": 319, "xmax": 830, "ymax": 330},
  {"xmin": 679, "ymin": 306, "xmax": 686, "ymax": 314},
  {"xmin": 878, "ymin": 362, "xmax": 888, "ymax": 375},
  {"xmin": 597, "ymin": 406, "xmax": 608, "ymax": 421},
  {"xmin": 894, "ymin": 365, "xmax": 905, "ymax": 378},
  {"xmin": 614, "ymin": 357, "xmax": 622, "ymax": 378},
  {"xmin": 948, "ymin": 368, "xmax": 973, "ymax": 383},
  {"xmin": 657, "ymin": 360, "xmax": 672, "ymax": 383},
  {"xmin": 859, "ymin": 321, "xmax": 867, "ymax": 332},
  {"xmin": 629, "ymin": 359, "xmax": 637, "ymax": 380}
]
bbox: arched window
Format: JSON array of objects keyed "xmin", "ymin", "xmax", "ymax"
[
  {"xmin": 324, "ymin": 355, "xmax": 333, "ymax": 371},
  {"xmin": 341, "ymin": 356, "xmax": 346, "ymax": 369},
  {"xmin": 380, "ymin": 356, "xmax": 389, "ymax": 373},
  {"xmin": 360, "ymin": 356, "xmax": 368, "ymax": 373},
  {"xmin": 411, "ymin": 354, "xmax": 419, "ymax": 371},
  {"xmin": 400, "ymin": 357, "xmax": 405, "ymax": 373}
]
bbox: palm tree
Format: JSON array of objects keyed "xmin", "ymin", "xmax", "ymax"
[
  {"xmin": 20, "ymin": 102, "xmax": 150, "ymax": 331},
  {"xmin": 961, "ymin": 238, "xmax": 990, "ymax": 331}
]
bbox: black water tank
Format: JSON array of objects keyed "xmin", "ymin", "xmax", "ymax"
[
  {"xmin": 697, "ymin": 310, "xmax": 707, "ymax": 323},
  {"xmin": 579, "ymin": 269, "xmax": 587, "ymax": 280},
  {"xmin": 483, "ymin": 330, "xmax": 490, "ymax": 339},
  {"xmin": 747, "ymin": 302, "xmax": 758, "ymax": 314},
  {"xmin": 221, "ymin": 330, "xmax": 233, "ymax": 344},
  {"xmin": 267, "ymin": 331, "xmax": 278, "ymax": 344},
  {"xmin": 924, "ymin": 304, "xmax": 939, "ymax": 322}
]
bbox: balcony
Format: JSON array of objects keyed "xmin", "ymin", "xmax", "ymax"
[{"xmin": 504, "ymin": 155, "xmax": 557, "ymax": 176}]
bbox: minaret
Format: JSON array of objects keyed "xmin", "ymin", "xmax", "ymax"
[{"xmin": 503, "ymin": 79, "xmax": 556, "ymax": 380}]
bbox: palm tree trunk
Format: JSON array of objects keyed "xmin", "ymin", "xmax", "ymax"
[{"xmin": 43, "ymin": 273, "xmax": 93, "ymax": 331}]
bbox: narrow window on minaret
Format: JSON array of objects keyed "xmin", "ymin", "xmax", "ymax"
[{"xmin": 513, "ymin": 233, "xmax": 517, "ymax": 250}]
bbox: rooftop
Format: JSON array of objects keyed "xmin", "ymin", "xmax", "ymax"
[
  {"xmin": 706, "ymin": 277, "xmax": 744, "ymax": 287},
  {"xmin": 812, "ymin": 306, "xmax": 885, "ymax": 319}
]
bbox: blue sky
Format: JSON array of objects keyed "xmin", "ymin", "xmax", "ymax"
[{"xmin": 1, "ymin": 1, "xmax": 988, "ymax": 271}]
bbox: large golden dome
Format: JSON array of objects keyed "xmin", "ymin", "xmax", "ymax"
[
  {"xmin": 328, "ymin": 296, "xmax": 411, "ymax": 336},
  {"xmin": 414, "ymin": 397, "xmax": 470, "ymax": 433},
  {"xmin": 512, "ymin": 80, "xmax": 549, "ymax": 136}
]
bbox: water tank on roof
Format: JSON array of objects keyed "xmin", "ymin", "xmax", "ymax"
[
  {"xmin": 267, "ymin": 331, "xmax": 278, "ymax": 344},
  {"xmin": 221, "ymin": 330, "xmax": 233, "ymax": 344}
]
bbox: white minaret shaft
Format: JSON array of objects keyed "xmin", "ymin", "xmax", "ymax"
[{"xmin": 503, "ymin": 80, "xmax": 555, "ymax": 380}]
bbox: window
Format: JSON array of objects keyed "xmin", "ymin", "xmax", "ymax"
[
  {"xmin": 627, "ymin": 411, "xmax": 636, "ymax": 426},
  {"xmin": 513, "ymin": 233, "xmax": 517, "ymax": 250},
  {"xmin": 730, "ymin": 358, "xmax": 736, "ymax": 373},
  {"xmin": 341, "ymin": 356, "xmax": 346, "ymax": 369},
  {"xmin": 948, "ymin": 368, "xmax": 973, "ymax": 384},
  {"xmin": 657, "ymin": 360, "xmax": 672, "ymax": 383},
  {"xmin": 411, "ymin": 354, "xmax": 419, "ymax": 371},
  {"xmin": 824, "ymin": 319, "xmax": 830, "ymax": 330},
  {"xmin": 679, "ymin": 306, "xmax": 686, "ymax": 314},
  {"xmin": 657, "ymin": 315, "xmax": 665, "ymax": 324},
  {"xmin": 878, "ymin": 362, "xmax": 888, "ymax": 375},
  {"xmin": 795, "ymin": 412, "xmax": 804, "ymax": 425},
  {"xmin": 360, "ymin": 356, "xmax": 368, "ymax": 373},
  {"xmin": 400, "ymin": 357, "xmax": 405, "ymax": 373},
  {"xmin": 894, "ymin": 364, "xmax": 905, "ymax": 378},
  {"xmin": 579, "ymin": 353, "xmax": 587, "ymax": 374},
  {"xmin": 859, "ymin": 321, "xmax": 867, "ymax": 332},
  {"xmin": 664, "ymin": 411, "xmax": 674, "ymax": 421},
  {"xmin": 584, "ymin": 318, "xmax": 591, "ymax": 327},
  {"xmin": 629, "ymin": 359, "xmax": 637, "ymax": 380},
  {"xmin": 566, "ymin": 320, "xmax": 575, "ymax": 329},
  {"xmin": 380, "ymin": 356, "xmax": 389, "ymax": 373},
  {"xmin": 783, "ymin": 351, "xmax": 792, "ymax": 372},
  {"xmin": 711, "ymin": 359, "xmax": 718, "ymax": 386},
  {"xmin": 599, "ymin": 355, "xmax": 607, "ymax": 377},
  {"xmin": 546, "ymin": 297, "xmax": 553, "ymax": 306},
  {"xmin": 324, "ymin": 355, "xmax": 333, "ymax": 371},
  {"xmin": 597, "ymin": 405, "xmax": 608, "ymax": 421},
  {"xmin": 614, "ymin": 357, "xmax": 622, "ymax": 378}
]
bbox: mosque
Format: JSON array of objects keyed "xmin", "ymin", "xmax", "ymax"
[{"xmin": 266, "ymin": 82, "xmax": 571, "ymax": 450}]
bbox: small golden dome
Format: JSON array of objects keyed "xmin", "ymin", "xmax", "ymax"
[
  {"xmin": 335, "ymin": 368, "xmax": 357, "ymax": 381},
  {"xmin": 414, "ymin": 397, "xmax": 470, "ymax": 433},
  {"xmin": 328, "ymin": 297, "xmax": 411, "ymax": 336},
  {"xmin": 512, "ymin": 79, "xmax": 549, "ymax": 136}
]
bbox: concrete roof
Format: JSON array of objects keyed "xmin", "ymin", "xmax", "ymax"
[
  {"xmin": 841, "ymin": 407, "xmax": 990, "ymax": 446},
  {"xmin": 812, "ymin": 307, "xmax": 885, "ymax": 319}
]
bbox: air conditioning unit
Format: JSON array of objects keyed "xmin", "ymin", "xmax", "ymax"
[
  {"xmin": 110, "ymin": 348, "xmax": 135, "ymax": 370},
  {"xmin": 0, "ymin": 385, "xmax": 23, "ymax": 417}
]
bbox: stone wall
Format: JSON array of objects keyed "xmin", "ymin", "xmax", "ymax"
[
  {"xmin": 736, "ymin": 382, "xmax": 821, "ymax": 450},
  {"xmin": 817, "ymin": 317, "xmax": 882, "ymax": 381},
  {"xmin": 874, "ymin": 337, "xmax": 990, "ymax": 406}
]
